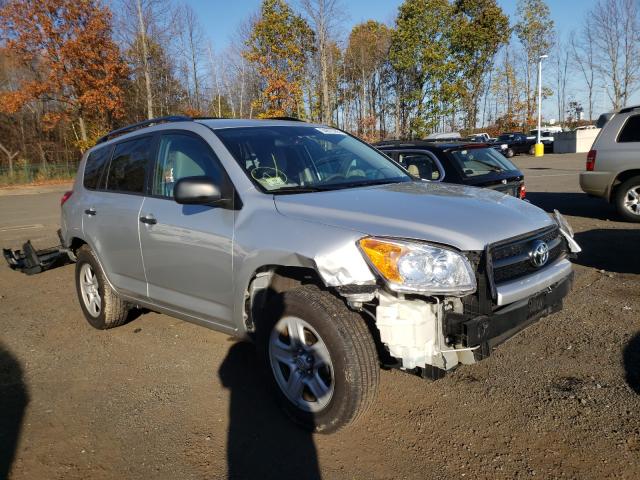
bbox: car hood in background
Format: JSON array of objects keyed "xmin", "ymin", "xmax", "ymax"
[{"xmin": 274, "ymin": 181, "xmax": 554, "ymax": 251}]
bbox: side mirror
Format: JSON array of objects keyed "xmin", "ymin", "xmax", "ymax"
[{"xmin": 174, "ymin": 176, "xmax": 224, "ymax": 205}]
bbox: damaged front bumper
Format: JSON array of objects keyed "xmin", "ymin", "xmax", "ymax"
[
  {"xmin": 3, "ymin": 230, "xmax": 72, "ymax": 275},
  {"xmin": 445, "ymin": 271, "xmax": 574, "ymax": 360}
]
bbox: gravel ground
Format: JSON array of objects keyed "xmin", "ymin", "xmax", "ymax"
[{"xmin": 0, "ymin": 153, "xmax": 639, "ymax": 479}]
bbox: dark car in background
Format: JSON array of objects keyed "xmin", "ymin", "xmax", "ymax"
[
  {"xmin": 375, "ymin": 140, "xmax": 526, "ymax": 199},
  {"xmin": 491, "ymin": 132, "xmax": 536, "ymax": 157}
]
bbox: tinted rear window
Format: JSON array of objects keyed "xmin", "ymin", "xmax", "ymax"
[
  {"xmin": 105, "ymin": 137, "xmax": 153, "ymax": 193},
  {"xmin": 617, "ymin": 115, "xmax": 640, "ymax": 142},
  {"xmin": 83, "ymin": 146, "xmax": 111, "ymax": 190}
]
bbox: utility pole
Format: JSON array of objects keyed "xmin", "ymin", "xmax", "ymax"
[{"xmin": 535, "ymin": 54, "xmax": 548, "ymax": 157}]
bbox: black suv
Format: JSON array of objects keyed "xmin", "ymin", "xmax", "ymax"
[{"xmin": 375, "ymin": 140, "xmax": 526, "ymax": 199}]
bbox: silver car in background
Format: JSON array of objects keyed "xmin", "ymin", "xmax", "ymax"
[
  {"xmin": 61, "ymin": 117, "xmax": 580, "ymax": 432},
  {"xmin": 580, "ymin": 105, "xmax": 640, "ymax": 221}
]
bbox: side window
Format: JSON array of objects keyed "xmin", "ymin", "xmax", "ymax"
[
  {"xmin": 398, "ymin": 153, "xmax": 441, "ymax": 181},
  {"xmin": 152, "ymin": 134, "xmax": 225, "ymax": 198},
  {"xmin": 105, "ymin": 137, "xmax": 152, "ymax": 193},
  {"xmin": 83, "ymin": 146, "xmax": 111, "ymax": 190},
  {"xmin": 617, "ymin": 115, "xmax": 640, "ymax": 142}
]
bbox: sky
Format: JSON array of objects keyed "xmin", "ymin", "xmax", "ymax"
[{"xmin": 188, "ymin": 0, "xmax": 605, "ymax": 121}]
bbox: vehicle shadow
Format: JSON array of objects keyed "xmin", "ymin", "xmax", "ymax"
[
  {"xmin": 526, "ymin": 191, "xmax": 617, "ymax": 221},
  {"xmin": 572, "ymin": 229, "xmax": 640, "ymax": 274},
  {"xmin": 0, "ymin": 343, "xmax": 29, "ymax": 479},
  {"xmin": 218, "ymin": 341, "xmax": 321, "ymax": 480},
  {"xmin": 623, "ymin": 332, "xmax": 640, "ymax": 394}
]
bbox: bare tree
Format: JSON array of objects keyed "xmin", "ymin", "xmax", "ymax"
[
  {"xmin": 135, "ymin": 0, "xmax": 154, "ymax": 118},
  {"xmin": 114, "ymin": 0, "xmax": 176, "ymax": 120},
  {"xmin": 175, "ymin": 3, "xmax": 206, "ymax": 112},
  {"xmin": 591, "ymin": 0, "xmax": 640, "ymax": 110},
  {"xmin": 0, "ymin": 141, "xmax": 18, "ymax": 176},
  {"xmin": 570, "ymin": 19, "xmax": 597, "ymax": 120},
  {"xmin": 300, "ymin": 0, "xmax": 345, "ymax": 124},
  {"xmin": 553, "ymin": 41, "xmax": 570, "ymax": 124}
]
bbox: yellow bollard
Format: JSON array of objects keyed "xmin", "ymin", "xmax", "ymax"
[{"xmin": 534, "ymin": 143, "xmax": 544, "ymax": 157}]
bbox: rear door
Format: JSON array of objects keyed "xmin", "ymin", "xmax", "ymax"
[
  {"xmin": 138, "ymin": 131, "xmax": 235, "ymax": 328},
  {"xmin": 82, "ymin": 136, "xmax": 154, "ymax": 298},
  {"xmin": 393, "ymin": 150, "xmax": 445, "ymax": 182}
]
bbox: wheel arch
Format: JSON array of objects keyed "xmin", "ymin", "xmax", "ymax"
[
  {"xmin": 241, "ymin": 264, "xmax": 326, "ymax": 333},
  {"xmin": 610, "ymin": 169, "xmax": 640, "ymax": 201}
]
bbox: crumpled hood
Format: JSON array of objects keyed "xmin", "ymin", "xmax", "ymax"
[{"xmin": 274, "ymin": 181, "xmax": 555, "ymax": 251}]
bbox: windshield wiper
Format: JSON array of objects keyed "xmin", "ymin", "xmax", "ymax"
[
  {"xmin": 271, "ymin": 186, "xmax": 328, "ymax": 194},
  {"xmin": 319, "ymin": 179, "xmax": 404, "ymax": 191}
]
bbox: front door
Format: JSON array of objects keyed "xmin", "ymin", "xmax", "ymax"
[{"xmin": 138, "ymin": 132, "xmax": 234, "ymax": 328}]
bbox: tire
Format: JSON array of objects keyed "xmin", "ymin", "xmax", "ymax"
[
  {"xmin": 615, "ymin": 176, "xmax": 640, "ymax": 222},
  {"xmin": 505, "ymin": 148, "xmax": 514, "ymax": 158},
  {"xmin": 75, "ymin": 245, "xmax": 131, "ymax": 329},
  {"xmin": 528, "ymin": 145, "xmax": 536, "ymax": 155},
  {"xmin": 257, "ymin": 285, "xmax": 379, "ymax": 433}
]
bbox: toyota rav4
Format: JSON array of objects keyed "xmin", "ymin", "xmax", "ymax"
[{"xmin": 60, "ymin": 116, "xmax": 580, "ymax": 432}]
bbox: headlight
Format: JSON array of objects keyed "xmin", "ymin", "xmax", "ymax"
[
  {"xmin": 358, "ymin": 237, "xmax": 476, "ymax": 295},
  {"xmin": 501, "ymin": 144, "xmax": 508, "ymax": 149},
  {"xmin": 553, "ymin": 209, "xmax": 574, "ymax": 237}
]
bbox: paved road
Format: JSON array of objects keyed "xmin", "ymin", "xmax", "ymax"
[{"xmin": 1, "ymin": 154, "xmax": 639, "ymax": 479}]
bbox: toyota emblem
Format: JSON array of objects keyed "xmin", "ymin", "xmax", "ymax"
[{"xmin": 530, "ymin": 240, "xmax": 549, "ymax": 268}]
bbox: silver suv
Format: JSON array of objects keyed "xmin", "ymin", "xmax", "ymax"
[
  {"xmin": 580, "ymin": 105, "xmax": 640, "ymax": 221},
  {"xmin": 61, "ymin": 117, "xmax": 580, "ymax": 432}
]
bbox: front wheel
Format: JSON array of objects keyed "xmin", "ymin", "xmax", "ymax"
[
  {"xmin": 615, "ymin": 176, "xmax": 640, "ymax": 222},
  {"xmin": 505, "ymin": 148, "xmax": 514, "ymax": 158},
  {"xmin": 258, "ymin": 285, "xmax": 379, "ymax": 433}
]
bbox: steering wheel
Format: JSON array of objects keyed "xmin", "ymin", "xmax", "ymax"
[
  {"xmin": 250, "ymin": 166, "xmax": 288, "ymax": 184},
  {"xmin": 321, "ymin": 173, "xmax": 347, "ymax": 183}
]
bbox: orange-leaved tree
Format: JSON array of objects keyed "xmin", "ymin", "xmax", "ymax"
[
  {"xmin": 244, "ymin": 0, "xmax": 314, "ymax": 118},
  {"xmin": 0, "ymin": 0, "xmax": 129, "ymax": 146}
]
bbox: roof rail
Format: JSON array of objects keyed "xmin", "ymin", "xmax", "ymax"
[
  {"xmin": 267, "ymin": 116, "xmax": 305, "ymax": 122},
  {"xmin": 618, "ymin": 105, "xmax": 640, "ymax": 113},
  {"xmin": 96, "ymin": 115, "xmax": 192, "ymax": 144}
]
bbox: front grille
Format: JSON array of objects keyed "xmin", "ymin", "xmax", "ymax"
[{"xmin": 490, "ymin": 226, "xmax": 566, "ymax": 285}]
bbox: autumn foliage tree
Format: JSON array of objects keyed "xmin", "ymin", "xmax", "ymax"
[
  {"xmin": 244, "ymin": 0, "xmax": 314, "ymax": 118},
  {"xmin": 0, "ymin": 0, "xmax": 129, "ymax": 147}
]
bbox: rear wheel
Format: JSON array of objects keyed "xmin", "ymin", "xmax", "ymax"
[
  {"xmin": 75, "ymin": 245, "xmax": 131, "ymax": 329},
  {"xmin": 615, "ymin": 176, "xmax": 640, "ymax": 222},
  {"xmin": 258, "ymin": 285, "xmax": 379, "ymax": 433},
  {"xmin": 528, "ymin": 145, "xmax": 536, "ymax": 155}
]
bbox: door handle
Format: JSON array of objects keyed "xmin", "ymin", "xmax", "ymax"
[
  {"xmin": 139, "ymin": 214, "xmax": 157, "ymax": 225},
  {"xmin": 84, "ymin": 208, "xmax": 97, "ymax": 216}
]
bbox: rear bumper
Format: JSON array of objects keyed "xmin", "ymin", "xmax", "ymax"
[
  {"xmin": 446, "ymin": 271, "xmax": 574, "ymax": 359},
  {"xmin": 579, "ymin": 171, "xmax": 612, "ymax": 199}
]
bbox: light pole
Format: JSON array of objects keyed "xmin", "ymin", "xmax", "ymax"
[{"xmin": 535, "ymin": 54, "xmax": 548, "ymax": 157}]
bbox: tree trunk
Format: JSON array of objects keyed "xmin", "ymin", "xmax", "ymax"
[
  {"xmin": 320, "ymin": 44, "xmax": 330, "ymax": 124},
  {"xmin": 136, "ymin": 0, "xmax": 154, "ymax": 119},
  {"xmin": 78, "ymin": 116, "xmax": 88, "ymax": 143}
]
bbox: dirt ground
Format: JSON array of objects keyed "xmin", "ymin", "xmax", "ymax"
[{"xmin": 1, "ymin": 153, "xmax": 639, "ymax": 479}]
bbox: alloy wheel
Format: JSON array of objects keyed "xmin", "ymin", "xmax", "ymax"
[
  {"xmin": 268, "ymin": 316, "xmax": 335, "ymax": 413},
  {"xmin": 79, "ymin": 263, "xmax": 101, "ymax": 317}
]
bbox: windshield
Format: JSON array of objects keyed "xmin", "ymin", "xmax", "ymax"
[
  {"xmin": 497, "ymin": 134, "xmax": 516, "ymax": 141},
  {"xmin": 449, "ymin": 147, "xmax": 519, "ymax": 177},
  {"xmin": 213, "ymin": 126, "xmax": 411, "ymax": 193}
]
